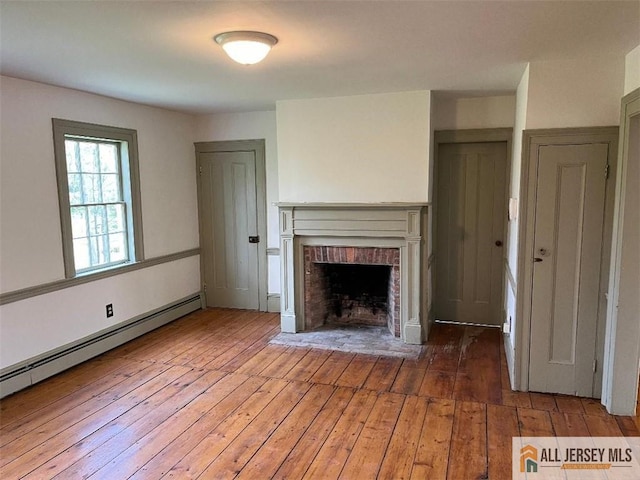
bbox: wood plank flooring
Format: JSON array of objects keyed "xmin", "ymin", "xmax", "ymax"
[{"xmin": 1, "ymin": 308, "xmax": 638, "ymax": 479}]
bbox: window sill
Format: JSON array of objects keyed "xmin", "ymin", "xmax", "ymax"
[{"xmin": 75, "ymin": 261, "xmax": 138, "ymax": 278}]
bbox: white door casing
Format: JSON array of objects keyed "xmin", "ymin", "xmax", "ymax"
[{"xmin": 602, "ymin": 90, "xmax": 640, "ymax": 415}]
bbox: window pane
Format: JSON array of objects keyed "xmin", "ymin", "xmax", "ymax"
[
  {"xmin": 82, "ymin": 173, "xmax": 101, "ymax": 203},
  {"xmin": 71, "ymin": 206, "xmax": 88, "ymax": 238},
  {"xmin": 109, "ymin": 233, "xmax": 127, "ymax": 262},
  {"xmin": 65, "ymin": 140, "xmax": 80, "ymax": 172},
  {"xmin": 79, "ymin": 142, "xmax": 99, "ymax": 173},
  {"xmin": 73, "ymin": 237, "xmax": 90, "ymax": 271},
  {"xmin": 89, "ymin": 235, "xmax": 110, "ymax": 266},
  {"xmin": 89, "ymin": 236, "xmax": 100, "ymax": 266},
  {"xmin": 107, "ymin": 204, "xmax": 125, "ymax": 233},
  {"xmin": 88, "ymin": 205, "xmax": 107, "ymax": 235},
  {"xmin": 68, "ymin": 174, "xmax": 83, "ymax": 205},
  {"xmin": 101, "ymin": 174, "xmax": 120, "ymax": 202},
  {"xmin": 98, "ymin": 235, "xmax": 109, "ymax": 264},
  {"xmin": 99, "ymin": 144, "xmax": 118, "ymax": 173}
]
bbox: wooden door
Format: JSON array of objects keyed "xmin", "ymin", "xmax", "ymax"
[
  {"xmin": 435, "ymin": 142, "xmax": 507, "ymax": 325},
  {"xmin": 198, "ymin": 149, "xmax": 260, "ymax": 309},
  {"xmin": 529, "ymin": 143, "xmax": 608, "ymax": 396}
]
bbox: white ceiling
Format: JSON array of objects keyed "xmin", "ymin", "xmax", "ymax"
[{"xmin": 1, "ymin": 1, "xmax": 638, "ymax": 114}]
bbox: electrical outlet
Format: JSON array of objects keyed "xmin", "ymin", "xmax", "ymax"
[{"xmin": 106, "ymin": 303, "xmax": 114, "ymax": 318}]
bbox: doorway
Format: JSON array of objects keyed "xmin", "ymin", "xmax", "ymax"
[
  {"xmin": 434, "ymin": 129, "xmax": 511, "ymax": 326},
  {"xmin": 195, "ymin": 140, "xmax": 268, "ymax": 311},
  {"xmin": 519, "ymin": 128, "xmax": 618, "ymax": 398}
]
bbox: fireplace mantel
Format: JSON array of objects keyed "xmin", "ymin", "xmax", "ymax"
[
  {"xmin": 278, "ymin": 202, "xmax": 430, "ymax": 344},
  {"xmin": 276, "ymin": 202, "xmax": 430, "ymax": 207}
]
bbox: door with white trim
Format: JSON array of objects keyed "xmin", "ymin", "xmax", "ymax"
[
  {"xmin": 198, "ymin": 148, "xmax": 260, "ymax": 309},
  {"xmin": 528, "ymin": 143, "xmax": 608, "ymax": 396},
  {"xmin": 435, "ymin": 141, "xmax": 507, "ymax": 325}
]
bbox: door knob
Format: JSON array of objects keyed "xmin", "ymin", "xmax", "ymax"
[
  {"xmin": 534, "ymin": 257, "xmax": 543, "ymax": 263},
  {"xmin": 249, "ymin": 236, "xmax": 260, "ymax": 244},
  {"xmin": 495, "ymin": 240, "xmax": 503, "ymax": 247}
]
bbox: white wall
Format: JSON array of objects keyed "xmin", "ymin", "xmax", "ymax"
[
  {"xmin": 432, "ymin": 95, "xmax": 515, "ymax": 130},
  {"xmin": 526, "ymin": 56, "xmax": 625, "ymax": 129},
  {"xmin": 505, "ymin": 64, "xmax": 529, "ymax": 384},
  {"xmin": 624, "ymin": 44, "xmax": 640, "ymax": 95},
  {"xmin": 0, "ymin": 257, "xmax": 200, "ymax": 368},
  {"xmin": 0, "ymin": 76, "xmax": 200, "ymax": 369},
  {"xmin": 507, "ymin": 67, "xmax": 529, "ymax": 284},
  {"xmin": 277, "ymin": 91, "xmax": 431, "ymax": 203},
  {"xmin": 194, "ymin": 111, "xmax": 280, "ymax": 295}
]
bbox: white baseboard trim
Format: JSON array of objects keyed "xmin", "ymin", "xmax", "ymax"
[
  {"xmin": 425, "ymin": 305, "xmax": 435, "ymax": 339},
  {"xmin": 267, "ymin": 294, "xmax": 281, "ymax": 313},
  {"xmin": 503, "ymin": 333, "xmax": 516, "ymax": 390},
  {"xmin": 0, "ymin": 293, "xmax": 202, "ymax": 398}
]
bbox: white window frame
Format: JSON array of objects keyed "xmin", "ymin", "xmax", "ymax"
[{"xmin": 52, "ymin": 118, "xmax": 144, "ymax": 278}]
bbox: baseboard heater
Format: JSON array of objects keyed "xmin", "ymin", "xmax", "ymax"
[{"xmin": 0, "ymin": 293, "xmax": 203, "ymax": 399}]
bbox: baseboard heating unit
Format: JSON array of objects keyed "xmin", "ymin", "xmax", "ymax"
[{"xmin": 0, "ymin": 293, "xmax": 202, "ymax": 398}]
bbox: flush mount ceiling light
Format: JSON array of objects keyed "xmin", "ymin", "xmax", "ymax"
[{"xmin": 214, "ymin": 31, "xmax": 278, "ymax": 65}]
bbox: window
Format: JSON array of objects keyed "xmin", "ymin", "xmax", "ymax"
[{"xmin": 53, "ymin": 119, "xmax": 144, "ymax": 277}]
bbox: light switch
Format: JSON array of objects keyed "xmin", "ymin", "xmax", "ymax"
[{"xmin": 509, "ymin": 197, "xmax": 518, "ymax": 221}]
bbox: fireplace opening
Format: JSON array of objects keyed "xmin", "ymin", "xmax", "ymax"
[
  {"xmin": 324, "ymin": 263, "xmax": 390, "ymax": 324},
  {"xmin": 303, "ymin": 246, "xmax": 401, "ymax": 337}
]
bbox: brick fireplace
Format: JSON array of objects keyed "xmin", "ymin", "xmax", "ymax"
[
  {"xmin": 278, "ymin": 203, "xmax": 431, "ymax": 344},
  {"xmin": 304, "ymin": 246, "xmax": 401, "ymax": 336}
]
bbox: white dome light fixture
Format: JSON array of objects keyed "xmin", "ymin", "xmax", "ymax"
[{"xmin": 214, "ymin": 31, "xmax": 278, "ymax": 65}]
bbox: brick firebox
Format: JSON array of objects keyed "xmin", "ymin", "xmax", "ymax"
[{"xmin": 304, "ymin": 246, "xmax": 401, "ymax": 337}]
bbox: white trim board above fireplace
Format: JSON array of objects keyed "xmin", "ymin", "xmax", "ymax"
[{"xmin": 278, "ymin": 203, "xmax": 430, "ymax": 344}]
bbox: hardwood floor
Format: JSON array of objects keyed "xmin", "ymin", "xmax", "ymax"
[{"xmin": 1, "ymin": 308, "xmax": 638, "ymax": 479}]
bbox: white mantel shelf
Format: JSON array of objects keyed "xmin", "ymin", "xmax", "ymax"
[
  {"xmin": 278, "ymin": 203, "xmax": 431, "ymax": 345},
  {"xmin": 275, "ymin": 202, "xmax": 430, "ymax": 208}
]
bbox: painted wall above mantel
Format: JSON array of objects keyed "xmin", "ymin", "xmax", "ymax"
[{"xmin": 276, "ymin": 91, "xmax": 432, "ymax": 204}]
